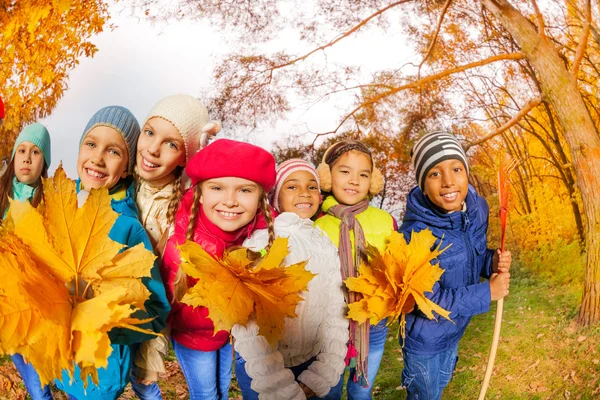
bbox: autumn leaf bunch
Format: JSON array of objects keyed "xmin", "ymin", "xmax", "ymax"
[
  {"xmin": 0, "ymin": 166, "xmax": 157, "ymax": 387},
  {"xmin": 345, "ymin": 230, "xmax": 452, "ymax": 338},
  {"xmin": 179, "ymin": 237, "xmax": 315, "ymax": 344}
]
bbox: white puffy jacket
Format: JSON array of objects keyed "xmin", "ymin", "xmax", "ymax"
[{"xmin": 233, "ymin": 212, "xmax": 349, "ymax": 399}]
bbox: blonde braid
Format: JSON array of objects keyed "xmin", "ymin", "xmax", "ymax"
[
  {"xmin": 186, "ymin": 185, "xmax": 202, "ymax": 240},
  {"xmin": 260, "ymin": 192, "xmax": 275, "ymax": 252},
  {"xmin": 166, "ymin": 171, "xmax": 183, "ymax": 226},
  {"xmin": 173, "ymin": 184, "xmax": 201, "ymax": 302}
]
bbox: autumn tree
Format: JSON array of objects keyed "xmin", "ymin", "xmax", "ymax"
[
  {"xmin": 0, "ymin": 0, "xmax": 110, "ymax": 161},
  {"xmin": 132, "ymin": 0, "xmax": 600, "ymax": 325}
]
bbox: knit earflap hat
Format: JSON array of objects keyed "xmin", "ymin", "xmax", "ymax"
[
  {"xmin": 80, "ymin": 105, "xmax": 141, "ymax": 174},
  {"xmin": 187, "ymin": 138, "xmax": 276, "ymax": 192},
  {"xmin": 410, "ymin": 131, "xmax": 469, "ymax": 190},
  {"xmin": 144, "ymin": 94, "xmax": 221, "ymax": 163},
  {"xmin": 316, "ymin": 139, "xmax": 384, "ymax": 195},
  {"xmin": 269, "ymin": 158, "xmax": 320, "ymax": 212},
  {"xmin": 12, "ymin": 123, "xmax": 52, "ymax": 168}
]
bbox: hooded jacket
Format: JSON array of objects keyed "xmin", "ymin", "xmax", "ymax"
[
  {"xmin": 56, "ymin": 177, "xmax": 170, "ymax": 399},
  {"xmin": 400, "ymin": 185, "xmax": 494, "ymax": 355},
  {"xmin": 161, "ymin": 187, "xmax": 267, "ymax": 351}
]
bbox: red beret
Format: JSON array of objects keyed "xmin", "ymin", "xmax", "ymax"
[{"xmin": 186, "ymin": 138, "xmax": 276, "ymax": 192}]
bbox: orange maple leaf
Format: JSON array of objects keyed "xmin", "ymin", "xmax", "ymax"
[
  {"xmin": 344, "ymin": 229, "xmax": 452, "ymax": 339},
  {"xmin": 178, "ymin": 237, "xmax": 315, "ymax": 344},
  {"xmin": 0, "ymin": 165, "xmax": 157, "ymax": 387}
]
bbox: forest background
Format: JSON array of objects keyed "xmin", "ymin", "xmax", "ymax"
[{"xmin": 1, "ymin": 0, "xmax": 600, "ymax": 398}]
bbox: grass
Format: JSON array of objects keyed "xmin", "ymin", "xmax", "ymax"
[{"xmin": 2, "ymin": 265, "xmax": 599, "ymax": 399}]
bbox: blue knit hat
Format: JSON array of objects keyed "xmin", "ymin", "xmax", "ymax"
[
  {"xmin": 12, "ymin": 123, "xmax": 52, "ymax": 168},
  {"xmin": 80, "ymin": 106, "xmax": 141, "ymax": 173}
]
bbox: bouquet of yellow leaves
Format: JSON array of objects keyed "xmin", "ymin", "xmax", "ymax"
[
  {"xmin": 179, "ymin": 237, "xmax": 315, "ymax": 344},
  {"xmin": 345, "ymin": 229, "xmax": 453, "ymax": 338},
  {"xmin": 0, "ymin": 166, "xmax": 158, "ymax": 387}
]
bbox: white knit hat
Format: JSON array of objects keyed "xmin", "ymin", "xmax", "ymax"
[
  {"xmin": 269, "ymin": 159, "xmax": 320, "ymax": 212},
  {"xmin": 145, "ymin": 94, "xmax": 221, "ymax": 163}
]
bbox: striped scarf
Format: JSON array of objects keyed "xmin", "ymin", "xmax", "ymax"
[{"xmin": 328, "ymin": 198, "xmax": 371, "ymax": 387}]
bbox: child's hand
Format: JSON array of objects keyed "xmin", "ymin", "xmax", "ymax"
[
  {"xmin": 136, "ymin": 378, "xmax": 156, "ymax": 386},
  {"xmin": 490, "ymin": 272, "xmax": 510, "ymax": 301},
  {"xmin": 299, "ymin": 382, "xmax": 316, "ymax": 398},
  {"xmin": 493, "ymin": 249, "xmax": 512, "ymax": 274}
]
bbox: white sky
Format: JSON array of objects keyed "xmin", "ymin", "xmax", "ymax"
[{"xmin": 40, "ymin": 2, "xmax": 417, "ymax": 178}]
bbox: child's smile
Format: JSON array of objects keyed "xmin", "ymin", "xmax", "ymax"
[
  {"xmin": 330, "ymin": 150, "xmax": 372, "ymax": 206},
  {"xmin": 423, "ymin": 159, "xmax": 468, "ymax": 212},
  {"xmin": 277, "ymin": 170, "xmax": 320, "ymax": 219}
]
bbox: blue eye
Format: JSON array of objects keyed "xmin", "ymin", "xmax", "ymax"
[
  {"xmin": 167, "ymin": 142, "xmax": 178, "ymax": 150},
  {"xmin": 145, "ymin": 129, "xmax": 154, "ymax": 137},
  {"xmin": 108, "ymin": 149, "xmax": 121, "ymax": 157}
]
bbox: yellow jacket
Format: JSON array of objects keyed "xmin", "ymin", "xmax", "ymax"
[{"xmin": 315, "ymin": 196, "xmax": 395, "ymax": 255}]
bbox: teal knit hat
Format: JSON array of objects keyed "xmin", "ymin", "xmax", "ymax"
[
  {"xmin": 80, "ymin": 106, "xmax": 141, "ymax": 173},
  {"xmin": 12, "ymin": 123, "xmax": 52, "ymax": 168}
]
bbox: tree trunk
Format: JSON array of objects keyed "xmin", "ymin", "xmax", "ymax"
[{"xmin": 482, "ymin": 0, "xmax": 600, "ymax": 325}]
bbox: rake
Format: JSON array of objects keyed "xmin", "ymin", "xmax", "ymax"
[{"xmin": 478, "ymin": 157, "xmax": 519, "ymax": 400}]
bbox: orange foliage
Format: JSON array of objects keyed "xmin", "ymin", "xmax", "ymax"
[
  {"xmin": 0, "ymin": 0, "xmax": 110, "ymax": 160},
  {"xmin": 0, "ymin": 166, "xmax": 157, "ymax": 387},
  {"xmin": 179, "ymin": 237, "xmax": 315, "ymax": 344}
]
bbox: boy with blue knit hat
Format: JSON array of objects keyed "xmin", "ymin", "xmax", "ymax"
[
  {"xmin": 399, "ymin": 131, "xmax": 512, "ymax": 400},
  {"xmin": 56, "ymin": 105, "xmax": 170, "ymax": 400}
]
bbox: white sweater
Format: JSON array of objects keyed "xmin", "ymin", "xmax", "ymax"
[{"xmin": 233, "ymin": 212, "xmax": 349, "ymax": 399}]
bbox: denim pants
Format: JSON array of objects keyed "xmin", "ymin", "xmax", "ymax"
[
  {"xmin": 172, "ymin": 339, "xmax": 232, "ymax": 400},
  {"xmin": 11, "ymin": 354, "xmax": 53, "ymax": 400},
  {"xmin": 128, "ymin": 342, "xmax": 163, "ymax": 400},
  {"xmin": 344, "ymin": 319, "xmax": 388, "ymax": 400},
  {"xmin": 401, "ymin": 343, "xmax": 459, "ymax": 400},
  {"xmin": 235, "ymin": 353, "xmax": 344, "ymax": 399}
]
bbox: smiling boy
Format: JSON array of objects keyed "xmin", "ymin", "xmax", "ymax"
[
  {"xmin": 399, "ymin": 131, "xmax": 512, "ymax": 400},
  {"xmin": 56, "ymin": 106, "xmax": 170, "ymax": 400}
]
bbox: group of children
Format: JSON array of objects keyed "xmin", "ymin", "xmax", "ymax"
[{"xmin": 0, "ymin": 95, "xmax": 511, "ymax": 400}]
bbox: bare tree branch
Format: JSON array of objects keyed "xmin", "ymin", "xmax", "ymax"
[
  {"xmin": 310, "ymin": 52, "xmax": 526, "ymax": 144},
  {"xmin": 530, "ymin": 0, "xmax": 546, "ymax": 36},
  {"xmin": 269, "ymin": 1, "xmax": 412, "ymax": 71},
  {"xmin": 572, "ymin": 0, "xmax": 592, "ymax": 75},
  {"xmin": 418, "ymin": 0, "xmax": 454, "ymax": 73},
  {"xmin": 465, "ymin": 96, "xmax": 542, "ymax": 150}
]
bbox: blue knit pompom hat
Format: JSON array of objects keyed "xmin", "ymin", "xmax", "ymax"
[
  {"xmin": 80, "ymin": 106, "xmax": 141, "ymax": 173},
  {"xmin": 12, "ymin": 123, "xmax": 52, "ymax": 168}
]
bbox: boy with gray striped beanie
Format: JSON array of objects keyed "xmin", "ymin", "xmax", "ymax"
[{"xmin": 399, "ymin": 131, "xmax": 512, "ymax": 400}]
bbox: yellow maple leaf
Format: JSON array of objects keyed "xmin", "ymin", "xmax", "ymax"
[
  {"xmin": 0, "ymin": 165, "xmax": 158, "ymax": 387},
  {"xmin": 179, "ymin": 237, "xmax": 315, "ymax": 344},
  {"xmin": 344, "ymin": 230, "xmax": 452, "ymax": 339}
]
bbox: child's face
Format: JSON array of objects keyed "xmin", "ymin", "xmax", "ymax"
[
  {"xmin": 423, "ymin": 159, "xmax": 468, "ymax": 212},
  {"xmin": 200, "ymin": 177, "xmax": 261, "ymax": 232},
  {"xmin": 277, "ymin": 170, "xmax": 320, "ymax": 219},
  {"xmin": 136, "ymin": 117, "xmax": 186, "ymax": 182},
  {"xmin": 13, "ymin": 142, "xmax": 44, "ymax": 185},
  {"xmin": 77, "ymin": 126, "xmax": 129, "ymax": 190},
  {"xmin": 330, "ymin": 150, "xmax": 372, "ymax": 206}
]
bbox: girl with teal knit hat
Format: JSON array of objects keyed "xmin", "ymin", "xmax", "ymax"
[{"xmin": 0, "ymin": 122, "xmax": 54, "ymax": 400}]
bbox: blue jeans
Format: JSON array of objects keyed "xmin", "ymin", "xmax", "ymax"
[
  {"xmin": 345, "ymin": 319, "xmax": 388, "ymax": 400},
  {"xmin": 129, "ymin": 342, "xmax": 163, "ymax": 400},
  {"xmin": 235, "ymin": 353, "xmax": 344, "ymax": 399},
  {"xmin": 130, "ymin": 366, "xmax": 163, "ymax": 400},
  {"xmin": 172, "ymin": 338, "xmax": 232, "ymax": 400},
  {"xmin": 11, "ymin": 354, "xmax": 53, "ymax": 400},
  {"xmin": 401, "ymin": 344, "xmax": 459, "ymax": 400}
]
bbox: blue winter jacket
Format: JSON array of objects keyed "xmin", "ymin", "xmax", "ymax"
[
  {"xmin": 56, "ymin": 177, "xmax": 170, "ymax": 399},
  {"xmin": 399, "ymin": 185, "xmax": 494, "ymax": 355}
]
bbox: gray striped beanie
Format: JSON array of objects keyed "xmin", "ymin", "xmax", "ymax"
[
  {"xmin": 411, "ymin": 131, "xmax": 469, "ymax": 190},
  {"xmin": 81, "ymin": 106, "xmax": 141, "ymax": 174}
]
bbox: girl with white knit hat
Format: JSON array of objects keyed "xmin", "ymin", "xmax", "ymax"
[
  {"xmin": 132, "ymin": 94, "xmax": 221, "ymax": 398},
  {"xmin": 233, "ymin": 158, "xmax": 349, "ymax": 400}
]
